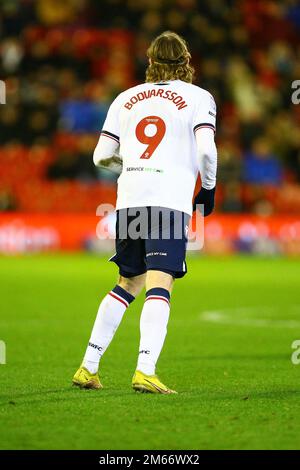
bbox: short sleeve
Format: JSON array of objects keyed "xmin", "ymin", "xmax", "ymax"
[
  {"xmin": 193, "ymin": 90, "xmax": 217, "ymax": 134},
  {"xmin": 100, "ymin": 95, "xmax": 122, "ymax": 144}
]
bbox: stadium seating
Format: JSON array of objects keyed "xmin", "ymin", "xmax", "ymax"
[{"xmin": 0, "ymin": 0, "xmax": 299, "ymax": 213}]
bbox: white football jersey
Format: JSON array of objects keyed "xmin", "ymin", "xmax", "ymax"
[{"xmin": 100, "ymin": 79, "xmax": 216, "ymax": 215}]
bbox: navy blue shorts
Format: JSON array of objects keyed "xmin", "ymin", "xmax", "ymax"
[{"xmin": 109, "ymin": 207, "xmax": 190, "ymax": 279}]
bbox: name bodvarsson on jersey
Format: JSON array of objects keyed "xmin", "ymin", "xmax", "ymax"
[{"xmin": 125, "ymin": 88, "xmax": 187, "ymax": 111}]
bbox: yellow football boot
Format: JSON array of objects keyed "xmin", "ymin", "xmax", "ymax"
[
  {"xmin": 132, "ymin": 370, "xmax": 177, "ymax": 394},
  {"xmin": 72, "ymin": 366, "xmax": 102, "ymax": 390}
]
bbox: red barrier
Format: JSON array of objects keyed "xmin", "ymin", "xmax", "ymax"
[
  {"xmin": 0, "ymin": 213, "xmax": 299, "ymax": 255},
  {"xmin": 0, "ymin": 213, "xmax": 98, "ymax": 253}
]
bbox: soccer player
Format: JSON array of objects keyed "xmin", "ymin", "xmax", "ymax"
[{"xmin": 73, "ymin": 31, "xmax": 217, "ymax": 394}]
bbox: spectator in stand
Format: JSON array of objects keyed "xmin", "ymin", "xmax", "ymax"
[
  {"xmin": 244, "ymin": 137, "xmax": 283, "ymax": 185},
  {"xmin": 0, "ymin": 0, "xmax": 300, "ymax": 212}
]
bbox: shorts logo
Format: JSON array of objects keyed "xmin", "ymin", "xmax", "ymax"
[
  {"xmin": 146, "ymin": 251, "xmax": 167, "ymax": 257},
  {"xmin": 139, "ymin": 350, "xmax": 150, "ymax": 355}
]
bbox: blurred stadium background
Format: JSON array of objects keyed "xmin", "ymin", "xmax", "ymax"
[
  {"xmin": 0, "ymin": 0, "xmax": 300, "ymax": 255},
  {"xmin": 1, "ymin": 1, "xmax": 300, "ymax": 452}
]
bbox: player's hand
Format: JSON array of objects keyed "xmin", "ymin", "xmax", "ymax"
[
  {"xmin": 99, "ymin": 155, "xmax": 123, "ymax": 174},
  {"xmin": 193, "ymin": 186, "xmax": 216, "ymax": 216}
]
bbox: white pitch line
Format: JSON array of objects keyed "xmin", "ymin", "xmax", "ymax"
[{"xmin": 200, "ymin": 307, "xmax": 300, "ymax": 329}]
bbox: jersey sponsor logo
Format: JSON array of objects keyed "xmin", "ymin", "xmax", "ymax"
[
  {"xmin": 124, "ymin": 88, "xmax": 187, "ymax": 111},
  {"xmin": 126, "ymin": 166, "xmax": 164, "ymax": 173}
]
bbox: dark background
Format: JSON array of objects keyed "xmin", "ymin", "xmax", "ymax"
[{"xmin": 0, "ymin": 0, "xmax": 300, "ymax": 215}]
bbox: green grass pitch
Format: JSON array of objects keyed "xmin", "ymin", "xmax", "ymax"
[{"xmin": 0, "ymin": 253, "xmax": 299, "ymax": 450}]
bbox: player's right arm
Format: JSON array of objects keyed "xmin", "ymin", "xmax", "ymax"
[
  {"xmin": 192, "ymin": 91, "xmax": 218, "ymax": 216},
  {"xmin": 93, "ymin": 96, "xmax": 122, "ymax": 173}
]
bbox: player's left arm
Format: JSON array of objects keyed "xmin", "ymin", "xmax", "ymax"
[
  {"xmin": 93, "ymin": 96, "xmax": 123, "ymax": 173},
  {"xmin": 192, "ymin": 91, "xmax": 218, "ymax": 216}
]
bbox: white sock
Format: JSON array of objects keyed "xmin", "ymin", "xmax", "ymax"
[
  {"xmin": 137, "ymin": 288, "xmax": 171, "ymax": 376},
  {"xmin": 83, "ymin": 285, "xmax": 134, "ymax": 374}
]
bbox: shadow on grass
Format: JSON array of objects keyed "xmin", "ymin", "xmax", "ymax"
[
  {"xmin": 1, "ymin": 385, "xmax": 299, "ymax": 408},
  {"xmin": 0, "ymin": 386, "xmax": 137, "ymax": 407},
  {"xmin": 179, "ymin": 353, "xmax": 290, "ymax": 362},
  {"xmin": 178, "ymin": 388, "xmax": 300, "ymax": 401}
]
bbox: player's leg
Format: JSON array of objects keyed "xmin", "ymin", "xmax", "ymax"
[
  {"xmin": 73, "ymin": 273, "xmax": 145, "ymax": 389},
  {"xmin": 139, "ymin": 270, "xmax": 174, "ymax": 379},
  {"xmin": 82, "ymin": 273, "xmax": 145, "ymax": 371},
  {"xmin": 132, "ymin": 207, "xmax": 189, "ymax": 394},
  {"xmin": 118, "ymin": 274, "xmax": 146, "ymax": 297},
  {"xmin": 132, "ymin": 269, "xmax": 177, "ymax": 394},
  {"xmin": 73, "ymin": 207, "xmax": 146, "ymax": 389}
]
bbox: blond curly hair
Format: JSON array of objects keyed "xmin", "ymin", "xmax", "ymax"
[{"xmin": 145, "ymin": 31, "xmax": 195, "ymax": 84}]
